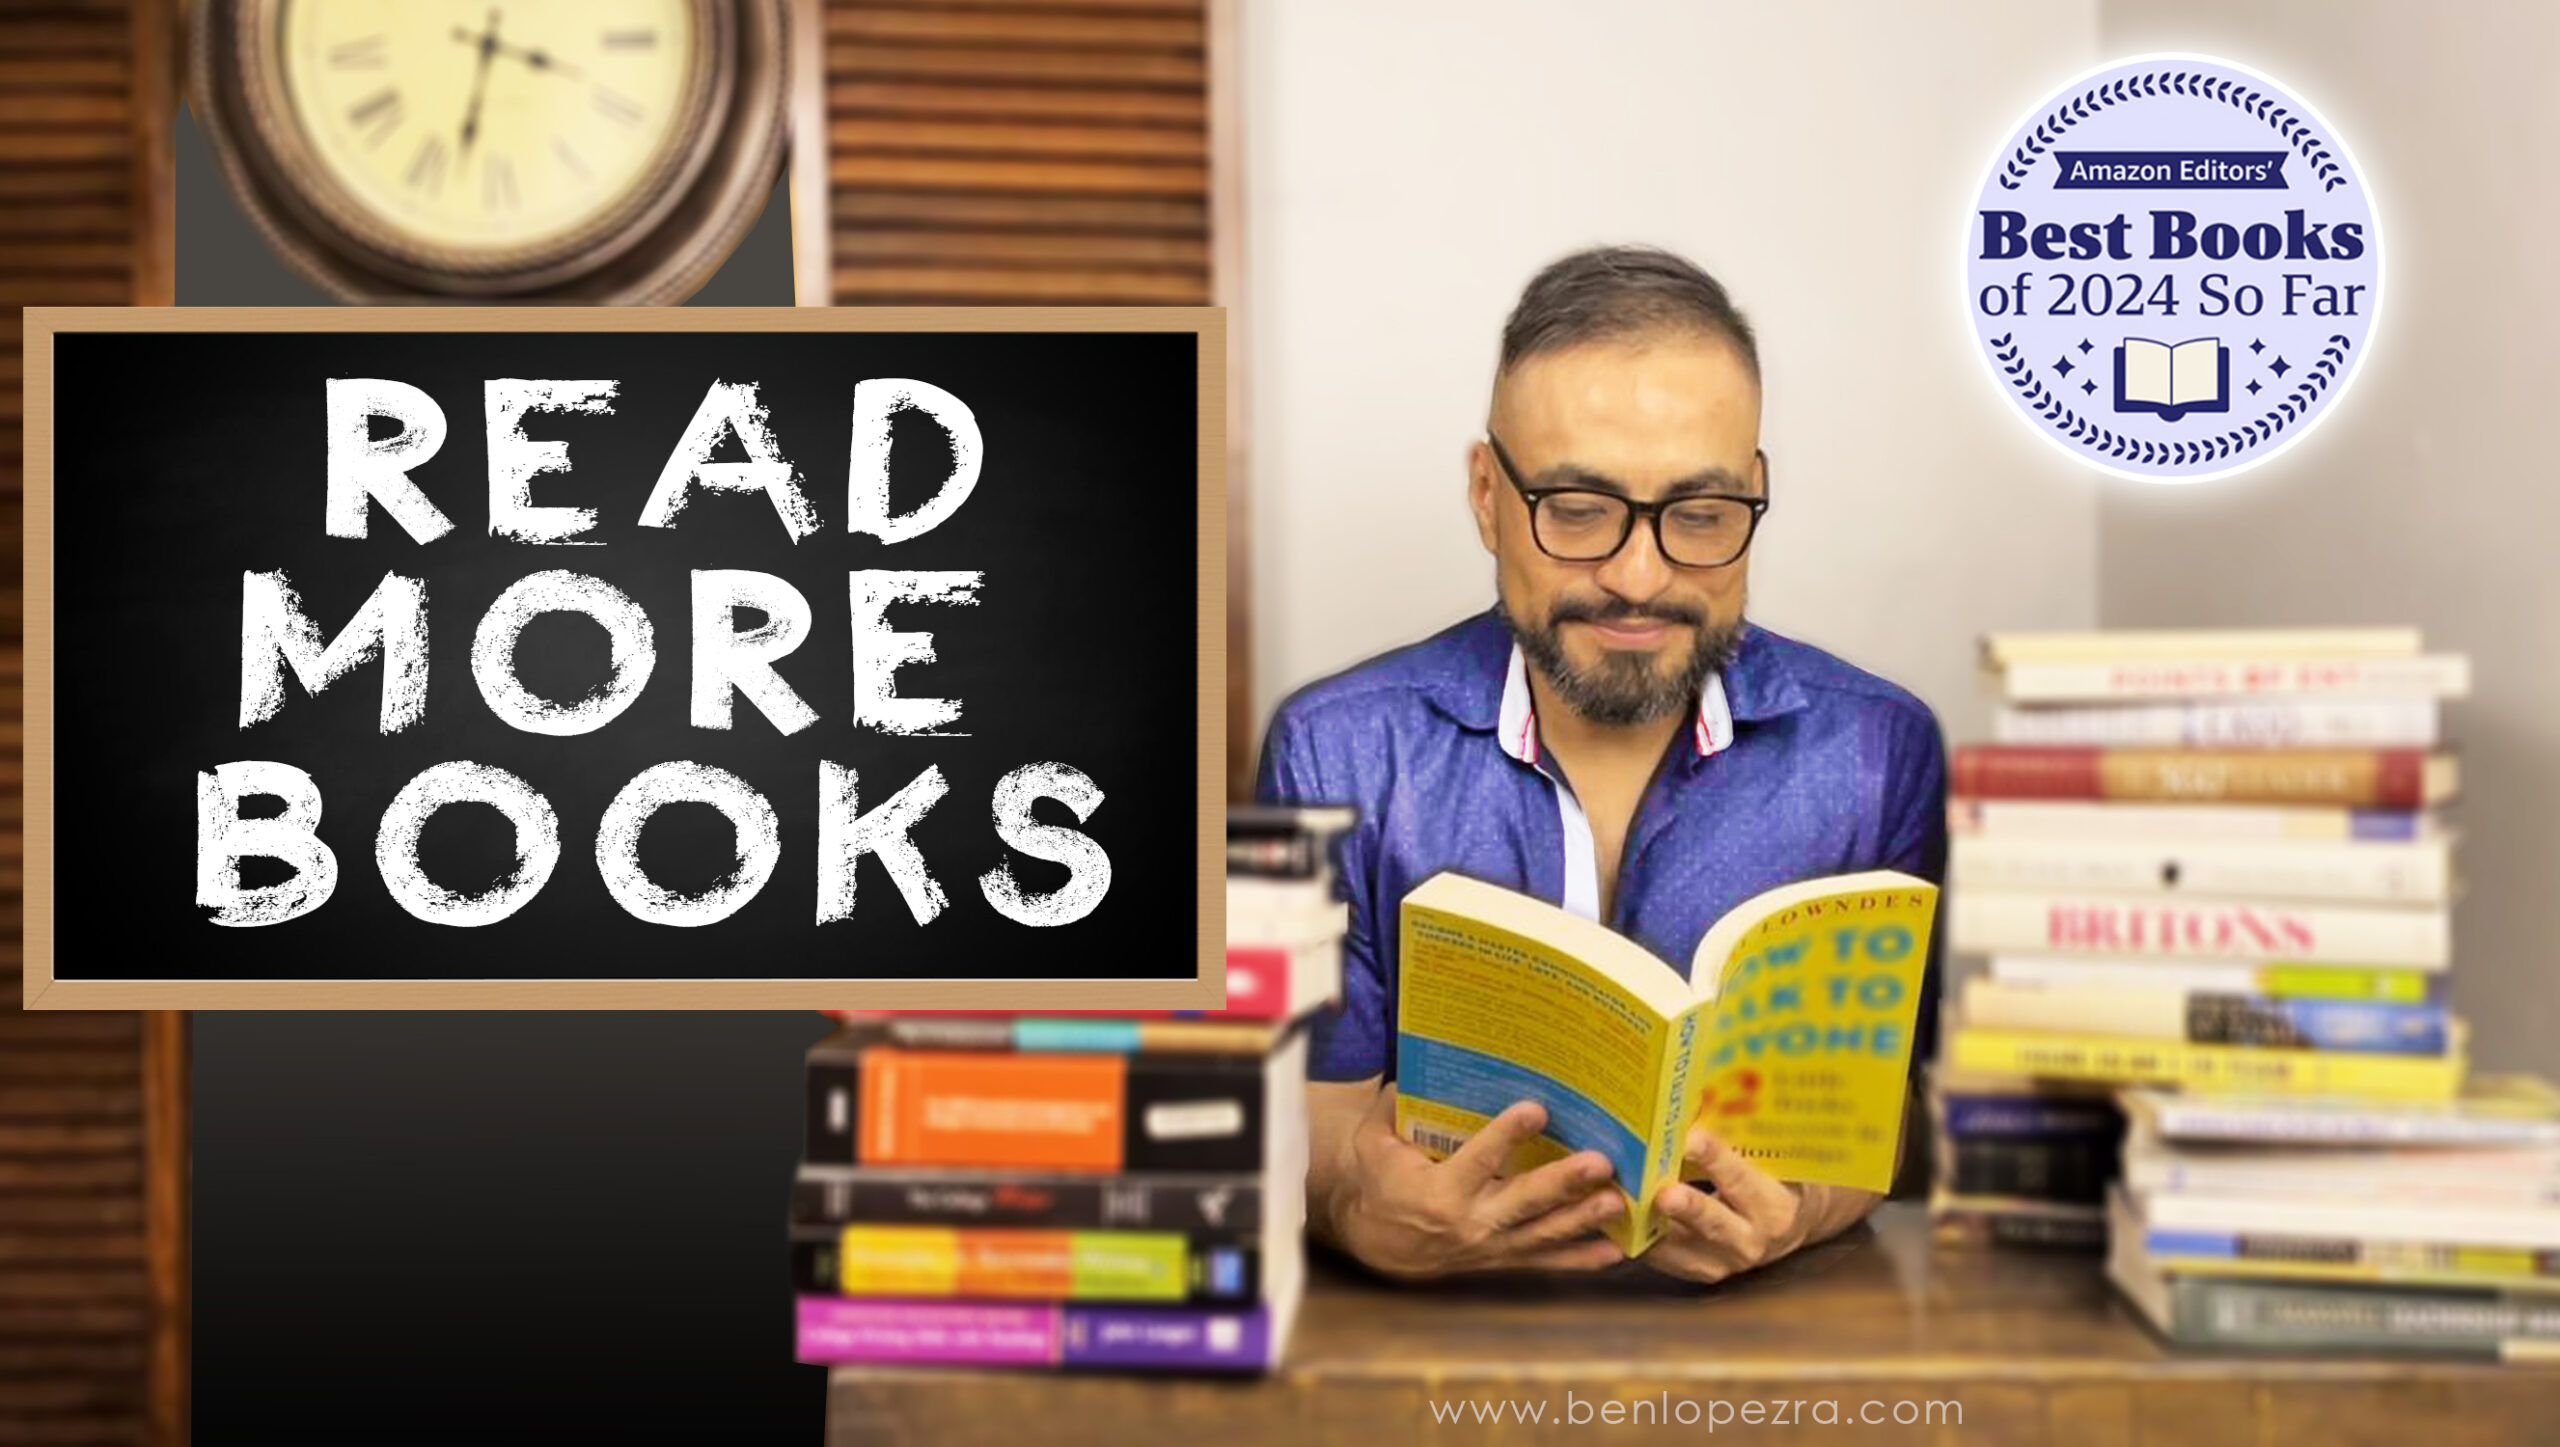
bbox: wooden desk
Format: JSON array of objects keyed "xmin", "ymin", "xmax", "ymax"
[{"xmin": 826, "ymin": 1204, "xmax": 2559, "ymax": 1445}]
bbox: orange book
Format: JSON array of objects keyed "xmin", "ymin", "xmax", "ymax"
[{"xmin": 856, "ymin": 1050, "xmax": 1129, "ymax": 1172}]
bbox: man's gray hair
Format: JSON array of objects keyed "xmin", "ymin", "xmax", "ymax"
[{"xmin": 1498, "ymin": 245, "xmax": 1760, "ymax": 383}]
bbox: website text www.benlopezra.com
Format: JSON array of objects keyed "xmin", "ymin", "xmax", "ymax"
[{"xmin": 1428, "ymin": 1393, "xmax": 1966, "ymax": 1429}]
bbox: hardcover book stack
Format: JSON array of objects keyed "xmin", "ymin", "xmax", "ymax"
[
  {"xmin": 1931, "ymin": 627, "xmax": 2471, "ymax": 1246},
  {"xmin": 1926, "ymin": 1069, "xmax": 2123, "ymax": 1250},
  {"xmin": 2107, "ymin": 1080, "xmax": 2560, "ymax": 1358},
  {"xmin": 790, "ymin": 806, "xmax": 1351, "ymax": 1375}
]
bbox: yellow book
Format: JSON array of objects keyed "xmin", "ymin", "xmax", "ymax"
[
  {"xmin": 1948, "ymin": 1025, "xmax": 2466, "ymax": 1100},
  {"xmin": 1393, "ymin": 870, "xmax": 1938, "ymax": 1257}
]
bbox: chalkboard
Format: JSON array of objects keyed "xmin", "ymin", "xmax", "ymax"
[{"xmin": 25, "ymin": 310, "xmax": 1223, "ymax": 1008}]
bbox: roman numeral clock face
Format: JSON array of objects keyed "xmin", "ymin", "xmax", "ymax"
[{"xmin": 276, "ymin": 0, "xmax": 710, "ymax": 270}]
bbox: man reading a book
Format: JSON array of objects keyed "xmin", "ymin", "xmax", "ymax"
[{"xmin": 1258, "ymin": 246, "xmax": 1948, "ymax": 1283}]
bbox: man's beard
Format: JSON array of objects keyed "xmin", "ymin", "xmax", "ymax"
[{"xmin": 1498, "ymin": 594, "xmax": 1745, "ymax": 727}]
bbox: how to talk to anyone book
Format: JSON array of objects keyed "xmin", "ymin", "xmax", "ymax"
[{"xmin": 1393, "ymin": 870, "xmax": 1938, "ymax": 1255}]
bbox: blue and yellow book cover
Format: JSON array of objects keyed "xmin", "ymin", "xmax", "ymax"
[{"xmin": 1394, "ymin": 871, "xmax": 1938, "ymax": 1255}]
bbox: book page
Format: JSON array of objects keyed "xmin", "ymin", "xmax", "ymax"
[
  {"xmin": 2122, "ymin": 338, "xmax": 2171, "ymax": 406},
  {"xmin": 1693, "ymin": 880, "xmax": 1937, "ymax": 1193},
  {"xmin": 1395, "ymin": 901, "xmax": 1671, "ymax": 1195},
  {"xmin": 2173, "ymin": 338, "xmax": 2222, "ymax": 406}
]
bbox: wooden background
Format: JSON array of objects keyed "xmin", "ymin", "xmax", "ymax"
[
  {"xmin": 1, "ymin": 2, "xmax": 189, "ymax": 1445},
  {"xmin": 812, "ymin": 0, "xmax": 1254, "ymax": 800}
]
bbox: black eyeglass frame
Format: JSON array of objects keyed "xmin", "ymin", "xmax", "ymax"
[{"xmin": 1484, "ymin": 431, "xmax": 1771, "ymax": 570}]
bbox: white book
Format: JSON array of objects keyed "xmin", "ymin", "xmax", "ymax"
[
  {"xmin": 1991, "ymin": 654, "xmax": 2471, "ymax": 703},
  {"xmin": 1949, "ymin": 834, "xmax": 2454, "ymax": 905},
  {"xmin": 2135, "ymin": 1190, "xmax": 2560, "ymax": 1251},
  {"xmin": 1980, "ymin": 628, "xmax": 2423, "ymax": 666},
  {"xmin": 1992, "ymin": 698, "xmax": 2438, "ymax": 748},
  {"xmin": 2122, "ymin": 1080, "xmax": 2560, "ymax": 1148},
  {"xmin": 2122, "ymin": 1138, "xmax": 2560, "ymax": 1208},
  {"xmin": 1948, "ymin": 890, "xmax": 2450, "ymax": 968},
  {"xmin": 1948, "ymin": 798, "xmax": 2441, "ymax": 843}
]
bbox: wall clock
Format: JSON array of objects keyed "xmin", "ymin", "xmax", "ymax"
[{"xmin": 191, "ymin": 0, "xmax": 789, "ymax": 303}]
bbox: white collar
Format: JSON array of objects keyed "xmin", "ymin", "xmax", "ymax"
[{"xmin": 1496, "ymin": 642, "xmax": 1734, "ymax": 767}]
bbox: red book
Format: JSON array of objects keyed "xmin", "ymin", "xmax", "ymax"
[{"xmin": 1951, "ymin": 746, "xmax": 2454, "ymax": 808}]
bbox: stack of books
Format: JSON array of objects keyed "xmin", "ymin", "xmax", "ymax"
[
  {"xmin": 2107, "ymin": 1080, "xmax": 2560, "ymax": 1357},
  {"xmin": 789, "ymin": 805, "xmax": 1351, "ymax": 1374},
  {"xmin": 1926, "ymin": 1069, "xmax": 2123, "ymax": 1249},
  {"xmin": 1930, "ymin": 626, "xmax": 2470, "ymax": 1246}
]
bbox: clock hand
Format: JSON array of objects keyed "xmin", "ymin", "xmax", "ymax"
[
  {"xmin": 454, "ymin": 10, "xmax": 501, "ymax": 162},
  {"xmin": 453, "ymin": 28, "xmax": 588, "ymax": 82}
]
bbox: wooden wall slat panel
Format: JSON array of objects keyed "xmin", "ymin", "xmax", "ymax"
[
  {"xmin": 821, "ymin": 0, "xmax": 1243, "ymax": 792},
  {"xmin": 827, "ymin": 7, "xmax": 1203, "ymax": 50},
  {"xmin": 0, "ymin": 1, "xmax": 181, "ymax": 1443}
]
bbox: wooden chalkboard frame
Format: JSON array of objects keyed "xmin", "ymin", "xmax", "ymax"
[{"xmin": 21, "ymin": 306, "xmax": 1226, "ymax": 1011}]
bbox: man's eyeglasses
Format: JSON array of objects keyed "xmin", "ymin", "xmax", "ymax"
[{"xmin": 1485, "ymin": 432, "xmax": 1770, "ymax": 570}]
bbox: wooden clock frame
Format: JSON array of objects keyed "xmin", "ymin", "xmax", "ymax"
[{"xmin": 188, "ymin": 0, "xmax": 791, "ymax": 304}]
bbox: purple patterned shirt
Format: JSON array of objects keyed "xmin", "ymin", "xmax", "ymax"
[{"xmin": 1256, "ymin": 610, "xmax": 1948, "ymax": 1082}]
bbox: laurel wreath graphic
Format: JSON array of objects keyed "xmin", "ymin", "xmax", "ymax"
[
  {"xmin": 1997, "ymin": 69, "xmax": 2348, "ymax": 193},
  {"xmin": 1988, "ymin": 332, "xmax": 2353, "ymax": 466}
]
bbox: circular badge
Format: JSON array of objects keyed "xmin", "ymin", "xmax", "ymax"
[{"xmin": 1966, "ymin": 55, "xmax": 2381, "ymax": 484}]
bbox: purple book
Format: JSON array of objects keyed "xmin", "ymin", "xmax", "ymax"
[
  {"xmin": 796, "ymin": 1297, "xmax": 1279, "ymax": 1373},
  {"xmin": 1061, "ymin": 1304, "xmax": 1274, "ymax": 1371},
  {"xmin": 796, "ymin": 1298, "xmax": 1057, "ymax": 1367}
]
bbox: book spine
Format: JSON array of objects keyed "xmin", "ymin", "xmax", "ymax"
[
  {"xmin": 1962, "ymin": 981, "xmax": 2452, "ymax": 1055},
  {"xmin": 1948, "ymin": 892, "xmax": 2450, "ymax": 967},
  {"xmin": 1995, "ymin": 655, "xmax": 2470, "ymax": 702},
  {"xmin": 2143, "ymin": 1101, "xmax": 2560, "ymax": 1149},
  {"xmin": 1992, "ymin": 698, "xmax": 2438, "ymax": 748},
  {"xmin": 1225, "ymin": 835, "xmax": 1329, "ymax": 879},
  {"xmin": 1943, "ymin": 1137, "xmax": 2118, "ymax": 1203},
  {"xmin": 1948, "ymin": 1029, "xmax": 2464, "ymax": 1100},
  {"xmin": 792, "ymin": 1171, "xmax": 1266, "ymax": 1233},
  {"xmin": 1929, "ymin": 1199, "xmax": 2108, "ymax": 1250},
  {"xmin": 1935, "ymin": 1095, "xmax": 2126, "ymax": 1139},
  {"xmin": 1949, "ymin": 836, "xmax": 2451, "ymax": 904},
  {"xmin": 790, "ymin": 1228, "xmax": 1264, "ymax": 1305},
  {"xmin": 2123, "ymin": 1151, "xmax": 2560, "ymax": 1207},
  {"xmin": 797, "ymin": 1296, "xmax": 1281, "ymax": 1372},
  {"xmin": 1986, "ymin": 956, "xmax": 2437, "ymax": 1003},
  {"xmin": 2146, "ymin": 1230, "xmax": 2560, "ymax": 1288},
  {"xmin": 1951, "ymin": 799, "xmax": 2432, "ymax": 842},
  {"xmin": 1981, "ymin": 628, "xmax": 2422, "ymax": 666},
  {"xmin": 804, "ymin": 1047, "xmax": 1270, "ymax": 1173},
  {"xmin": 2169, "ymin": 1277, "xmax": 2560, "ymax": 1356},
  {"xmin": 1059, "ymin": 1303, "xmax": 1277, "ymax": 1371},
  {"xmin": 796, "ymin": 1296, "xmax": 1060, "ymax": 1367},
  {"xmin": 1952, "ymin": 747, "xmax": 2438, "ymax": 807},
  {"xmin": 879, "ymin": 1018, "xmax": 1280, "ymax": 1055}
]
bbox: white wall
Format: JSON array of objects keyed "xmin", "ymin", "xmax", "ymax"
[
  {"xmin": 2093, "ymin": 0, "xmax": 2560, "ymax": 1074},
  {"xmin": 1243, "ymin": 0, "xmax": 2103, "ymax": 751}
]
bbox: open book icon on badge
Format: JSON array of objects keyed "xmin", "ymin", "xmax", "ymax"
[{"xmin": 2114, "ymin": 337, "xmax": 2229, "ymax": 421}]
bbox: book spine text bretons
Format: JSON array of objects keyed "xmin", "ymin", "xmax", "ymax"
[{"xmin": 1949, "ymin": 892, "xmax": 2450, "ymax": 967}]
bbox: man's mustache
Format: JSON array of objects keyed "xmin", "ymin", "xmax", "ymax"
[{"xmin": 1546, "ymin": 598, "xmax": 1708, "ymax": 629}]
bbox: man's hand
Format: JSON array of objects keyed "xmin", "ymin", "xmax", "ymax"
[
  {"xmin": 1308, "ymin": 1081, "xmax": 1627, "ymax": 1280},
  {"xmin": 1643, "ymin": 1126, "xmax": 1879, "ymax": 1286}
]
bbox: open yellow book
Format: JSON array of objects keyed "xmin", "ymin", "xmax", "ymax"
[{"xmin": 1395, "ymin": 870, "xmax": 1939, "ymax": 1256}]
